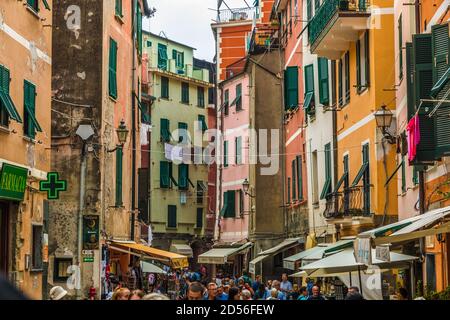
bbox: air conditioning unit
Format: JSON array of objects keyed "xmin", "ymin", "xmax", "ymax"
[{"xmin": 180, "ymin": 191, "xmax": 187, "ymax": 204}]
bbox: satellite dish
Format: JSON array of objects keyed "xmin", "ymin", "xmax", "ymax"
[{"xmin": 76, "ymin": 124, "xmax": 95, "ymax": 141}]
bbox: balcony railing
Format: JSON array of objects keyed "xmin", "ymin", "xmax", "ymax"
[
  {"xmin": 323, "ymin": 185, "xmax": 372, "ymax": 219},
  {"xmin": 217, "ymin": 7, "xmax": 259, "ymax": 23},
  {"xmin": 308, "ymin": 0, "xmax": 370, "ymax": 48}
]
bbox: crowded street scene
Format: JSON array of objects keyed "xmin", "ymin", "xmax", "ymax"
[{"xmin": 1, "ymin": 0, "xmax": 450, "ymax": 304}]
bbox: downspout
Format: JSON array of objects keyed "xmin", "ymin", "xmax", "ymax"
[
  {"xmin": 215, "ymin": 26, "xmax": 222, "ymax": 243},
  {"xmin": 131, "ymin": 1, "xmax": 137, "ymax": 241},
  {"xmin": 77, "ymin": 142, "xmax": 87, "ymax": 300},
  {"xmin": 331, "ymin": 61, "xmax": 339, "ymax": 240}
]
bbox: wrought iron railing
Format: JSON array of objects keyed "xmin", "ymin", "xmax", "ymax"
[
  {"xmin": 218, "ymin": 7, "xmax": 258, "ymax": 23},
  {"xmin": 323, "ymin": 185, "xmax": 372, "ymax": 219},
  {"xmin": 308, "ymin": 0, "xmax": 370, "ymax": 47}
]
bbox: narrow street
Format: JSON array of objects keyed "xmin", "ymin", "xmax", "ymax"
[{"xmin": 0, "ymin": 0, "xmax": 450, "ymax": 303}]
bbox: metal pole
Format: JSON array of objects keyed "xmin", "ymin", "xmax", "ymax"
[
  {"xmin": 358, "ymin": 265, "xmax": 363, "ymax": 297},
  {"xmin": 77, "ymin": 142, "xmax": 87, "ymax": 299},
  {"xmin": 349, "ymin": 271, "xmax": 352, "ymax": 286}
]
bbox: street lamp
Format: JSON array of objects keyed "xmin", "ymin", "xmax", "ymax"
[
  {"xmin": 374, "ymin": 105, "xmax": 396, "ymax": 144},
  {"xmin": 242, "ymin": 178, "xmax": 255, "ymax": 198},
  {"xmin": 108, "ymin": 120, "xmax": 129, "ymax": 152}
]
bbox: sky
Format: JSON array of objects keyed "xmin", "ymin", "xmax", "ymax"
[{"xmin": 144, "ymin": 0, "xmax": 248, "ymax": 61}]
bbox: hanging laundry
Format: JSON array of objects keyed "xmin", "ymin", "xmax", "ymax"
[
  {"xmin": 165, "ymin": 143, "xmax": 174, "ymax": 160},
  {"xmin": 406, "ymin": 115, "xmax": 421, "ymax": 162}
]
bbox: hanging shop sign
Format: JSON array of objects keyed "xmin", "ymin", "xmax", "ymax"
[
  {"xmin": 375, "ymin": 245, "xmax": 390, "ymax": 262},
  {"xmin": 354, "ymin": 237, "xmax": 372, "ymax": 265},
  {"xmin": 40, "ymin": 172, "xmax": 67, "ymax": 200},
  {"xmin": 0, "ymin": 163, "xmax": 28, "ymax": 201},
  {"xmin": 83, "ymin": 215, "xmax": 99, "ymax": 250}
]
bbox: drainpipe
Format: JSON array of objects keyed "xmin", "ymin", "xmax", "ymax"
[
  {"xmin": 131, "ymin": 2, "xmax": 137, "ymax": 241},
  {"xmin": 77, "ymin": 142, "xmax": 87, "ymax": 300},
  {"xmin": 331, "ymin": 61, "xmax": 339, "ymax": 240}
]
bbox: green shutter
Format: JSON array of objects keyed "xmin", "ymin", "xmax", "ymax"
[
  {"xmin": 178, "ymin": 164, "xmax": 188, "ymax": 190},
  {"xmin": 356, "ymin": 40, "xmax": 361, "ymax": 89},
  {"xmin": 345, "ymin": 51, "xmax": 350, "ymax": 102},
  {"xmin": 178, "ymin": 122, "xmax": 188, "ymax": 143},
  {"xmin": 196, "ymin": 208, "xmax": 203, "ymax": 228},
  {"xmin": 224, "ymin": 90, "xmax": 229, "ymax": 115},
  {"xmin": 220, "ymin": 192, "xmax": 229, "ymax": 217},
  {"xmin": 292, "ymin": 159, "xmax": 296, "ymax": 200},
  {"xmin": 109, "ymin": 38, "xmax": 118, "ymax": 99},
  {"xmin": 406, "ymin": 43, "xmax": 415, "ymax": 120},
  {"xmin": 42, "ymin": 0, "xmax": 50, "ymax": 10},
  {"xmin": 235, "ymin": 136, "xmax": 242, "ymax": 165},
  {"xmin": 115, "ymin": 147, "xmax": 123, "ymax": 206},
  {"xmin": 320, "ymin": 143, "xmax": 332, "ymax": 200},
  {"xmin": 115, "ymin": 0, "xmax": 123, "ymax": 17},
  {"xmin": 431, "ymin": 24, "xmax": 450, "ymax": 158},
  {"xmin": 365, "ymin": 32, "xmax": 370, "ymax": 86},
  {"xmin": 338, "ymin": 59, "xmax": 343, "ymax": 105},
  {"xmin": 304, "ymin": 64, "xmax": 314, "ymax": 93},
  {"xmin": 285, "ymin": 66, "xmax": 298, "ymax": 110},
  {"xmin": 160, "ymin": 118, "xmax": 170, "ymax": 142},
  {"xmin": 27, "ymin": 0, "xmax": 38, "ymax": 11},
  {"xmin": 401, "ymin": 156, "xmax": 406, "ymax": 193},
  {"xmin": 24, "ymin": 80, "xmax": 42, "ymax": 139},
  {"xmin": 307, "ymin": 0, "xmax": 312, "ymax": 21},
  {"xmin": 287, "ymin": 177, "xmax": 291, "ymax": 203},
  {"xmin": 0, "ymin": 66, "xmax": 22, "ymax": 123},
  {"xmin": 137, "ymin": 6, "xmax": 143, "ymax": 56},
  {"xmin": 296, "ymin": 156, "xmax": 303, "ymax": 200},
  {"xmin": 168, "ymin": 205, "xmax": 177, "ymax": 228},
  {"xmin": 314, "ymin": 0, "xmax": 320, "ymax": 14},
  {"xmin": 236, "ymin": 84, "xmax": 242, "ymax": 110},
  {"xmin": 198, "ymin": 115, "xmax": 207, "ymax": 132},
  {"xmin": 182, "ymin": 83, "xmax": 189, "ymax": 103},
  {"xmin": 158, "ymin": 44, "xmax": 168, "ymax": 70},
  {"xmin": 160, "ymin": 161, "xmax": 170, "ymax": 188},
  {"xmin": 224, "ymin": 141, "xmax": 228, "ymax": 167},
  {"xmin": 223, "ymin": 191, "xmax": 236, "ymax": 218},
  {"xmin": 318, "ymin": 58, "xmax": 329, "ymax": 105},
  {"xmin": 412, "ymin": 34, "xmax": 435, "ymax": 163},
  {"xmin": 161, "ymin": 76, "xmax": 169, "ymax": 98},
  {"xmin": 198, "ymin": 87, "xmax": 205, "ymax": 107}
]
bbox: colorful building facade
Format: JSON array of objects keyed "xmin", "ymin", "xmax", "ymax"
[{"xmin": 0, "ymin": 0, "xmax": 52, "ymax": 299}]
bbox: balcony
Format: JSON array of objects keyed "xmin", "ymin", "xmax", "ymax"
[
  {"xmin": 308, "ymin": 0, "xmax": 371, "ymax": 60},
  {"xmin": 217, "ymin": 7, "xmax": 259, "ymax": 24},
  {"xmin": 323, "ymin": 186, "xmax": 373, "ymax": 222}
]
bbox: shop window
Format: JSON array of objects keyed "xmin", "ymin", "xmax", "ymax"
[{"xmin": 53, "ymin": 258, "xmax": 72, "ymax": 282}]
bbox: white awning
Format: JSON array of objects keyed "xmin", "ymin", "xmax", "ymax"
[
  {"xmin": 140, "ymin": 261, "xmax": 167, "ymax": 274},
  {"xmin": 170, "ymin": 244, "xmax": 193, "ymax": 258},
  {"xmin": 258, "ymin": 237, "xmax": 303, "ymax": 256},
  {"xmin": 198, "ymin": 242, "xmax": 252, "ymax": 264},
  {"xmin": 289, "ymin": 270, "xmax": 307, "ymax": 278},
  {"xmin": 248, "ymin": 254, "xmax": 269, "ymax": 274},
  {"xmin": 372, "ymin": 205, "xmax": 450, "ymax": 245},
  {"xmin": 301, "ymin": 248, "xmax": 417, "ymax": 276},
  {"xmin": 283, "ymin": 244, "xmax": 330, "ymax": 270},
  {"xmin": 299, "ymin": 239, "xmax": 355, "ymax": 266}
]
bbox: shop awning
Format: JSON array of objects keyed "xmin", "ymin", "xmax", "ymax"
[
  {"xmin": 258, "ymin": 237, "xmax": 303, "ymax": 256},
  {"xmin": 289, "ymin": 270, "xmax": 308, "ymax": 278},
  {"xmin": 198, "ymin": 242, "xmax": 252, "ymax": 264},
  {"xmin": 283, "ymin": 244, "xmax": 330, "ymax": 270},
  {"xmin": 140, "ymin": 261, "xmax": 167, "ymax": 274},
  {"xmin": 358, "ymin": 205, "xmax": 450, "ymax": 246},
  {"xmin": 300, "ymin": 239, "xmax": 355, "ymax": 266},
  {"xmin": 249, "ymin": 254, "xmax": 269, "ymax": 273},
  {"xmin": 301, "ymin": 248, "xmax": 417, "ymax": 276},
  {"xmin": 170, "ymin": 244, "xmax": 193, "ymax": 258},
  {"xmin": 110, "ymin": 241, "xmax": 189, "ymax": 269}
]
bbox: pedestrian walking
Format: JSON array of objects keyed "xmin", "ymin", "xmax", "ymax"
[
  {"xmin": 241, "ymin": 289, "xmax": 252, "ymax": 300},
  {"xmin": 112, "ymin": 287, "xmax": 131, "ymax": 300},
  {"xmin": 272, "ymin": 280, "xmax": 287, "ymax": 300},
  {"xmin": 252, "ymin": 275, "xmax": 262, "ymax": 292},
  {"xmin": 289, "ymin": 284, "xmax": 300, "ymax": 300},
  {"xmin": 129, "ymin": 289, "xmax": 144, "ymax": 300},
  {"xmin": 204, "ymin": 282, "xmax": 218, "ymax": 300},
  {"xmin": 266, "ymin": 288, "xmax": 279, "ymax": 300},
  {"xmin": 216, "ymin": 285, "xmax": 229, "ymax": 300},
  {"xmin": 345, "ymin": 286, "xmax": 364, "ymax": 300},
  {"xmin": 186, "ymin": 282, "xmax": 205, "ymax": 300},
  {"xmin": 280, "ymin": 273, "xmax": 293, "ymax": 296},
  {"xmin": 254, "ymin": 283, "xmax": 270, "ymax": 300}
]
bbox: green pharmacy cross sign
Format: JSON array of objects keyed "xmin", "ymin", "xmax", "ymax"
[{"xmin": 40, "ymin": 172, "xmax": 67, "ymax": 200}]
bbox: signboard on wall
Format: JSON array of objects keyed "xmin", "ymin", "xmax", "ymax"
[
  {"xmin": 375, "ymin": 245, "xmax": 390, "ymax": 262},
  {"xmin": 83, "ymin": 215, "xmax": 99, "ymax": 250},
  {"xmin": 0, "ymin": 163, "xmax": 28, "ymax": 201}
]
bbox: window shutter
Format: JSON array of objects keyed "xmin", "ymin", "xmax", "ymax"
[
  {"xmin": 406, "ymin": 43, "xmax": 415, "ymax": 120},
  {"xmin": 224, "ymin": 90, "xmax": 229, "ymax": 115},
  {"xmin": 161, "ymin": 77, "xmax": 169, "ymax": 98},
  {"xmin": 115, "ymin": 147, "xmax": 123, "ymax": 206},
  {"xmin": 318, "ymin": 58, "xmax": 329, "ymax": 105},
  {"xmin": 109, "ymin": 38, "xmax": 118, "ymax": 99},
  {"xmin": 365, "ymin": 31, "xmax": 370, "ymax": 86},
  {"xmin": 160, "ymin": 118, "xmax": 170, "ymax": 142},
  {"xmin": 178, "ymin": 164, "xmax": 189, "ymax": 190},
  {"xmin": 0, "ymin": 66, "xmax": 22, "ymax": 123},
  {"xmin": 224, "ymin": 141, "xmax": 228, "ymax": 167},
  {"xmin": 292, "ymin": 159, "xmax": 296, "ymax": 200},
  {"xmin": 307, "ymin": 0, "xmax": 312, "ymax": 21},
  {"xmin": 158, "ymin": 44, "xmax": 168, "ymax": 70},
  {"xmin": 225, "ymin": 191, "xmax": 236, "ymax": 218},
  {"xmin": 172, "ymin": 49, "xmax": 177, "ymax": 61},
  {"xmin": 198, "ymin": 115, "xmax": 207, "ymax": 132},
  {"xmin": 182, "ymin": 83, "xmax": 189, "ymax": 103},
  {"xmin": 168, "ymin": 205, "xmax": 177, "ymax": 228},
  {"xmin": 338, "ymin": 59, "xmax": 343, "ymax": 105},
  {"xmin": 296, "ymin": 156, "xmax": 303, "ymax": 200},
  {"xmin": 196, "ymin": 208, "xmax": 203, "ymax": 228},
  {"xmin": 287, "ymin": 177, "xmax": 291, "ymax": 203},
  {"xmin": 345, "ymin": 51, "xmax": 350, "ymax": 102},
  {"xmin": 235, "ymin": 136, "xmax": 242, "ymax": 164},
  {"xmin": 285, "ymin": 66, "xmax": 298, "ymax": 110},
  {"xmin": 304, "ymin": 64, "xmax": 314, "ymax": 93},
  {"xmin": 412, "ymin": 34, "xmax": 435, "ymax": 163},
  {"xmin": 432, "ymin": 24, "xmax": 450, "ymax": 158},
  {"xmin": 401, "ymin": 156, "xmax": 406, "ymax": 193},
  {"xmin": 160, "ymin": 161, "xmax": 170, "ymax": 188},
  {"xmin": 220, "ymin": 192, "xmax": 229, "ymax": 217},
  {"xmin": 198, "ymin": 87, "xmax": 205, "ymax": 107},
  {"xmin": 236, "ymin": 84, "xmax": 242, "ymax": 110},
  {"xmin": 356, "ymin": 40, "xmax": 361, "ymax": 89}
]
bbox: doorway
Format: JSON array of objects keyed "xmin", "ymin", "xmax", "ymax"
[{"xmin": 0, "ymin": 202, "xmax": 9, "ymax": 274}]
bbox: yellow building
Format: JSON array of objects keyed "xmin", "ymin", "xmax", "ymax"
[
  {"xmin": 0, "ymin": 0, "xmax": 52, "ymax": 299},
  {"xmin": 142, "ymin": 32, "xmax": 214, "ymax": 261},
  {"xmin": 309, "ymin": 0, "xmax": 398, "ymax": 236}
]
